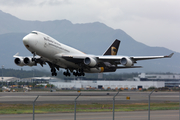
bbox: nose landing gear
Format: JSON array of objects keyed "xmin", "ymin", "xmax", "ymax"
[{"xmin": 32, "ymin": 52, "xmax": 36, "ymax": 62}]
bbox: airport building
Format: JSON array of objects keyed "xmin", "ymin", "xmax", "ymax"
[
  {"xmin": 137, "ymin": 73, "xmax": 180, "ymax": 87},
  {"xmin": 5, "ymin": 73, "xmax": 180, "ymax": 89},
  {"xmin": 1, "ymin": 77, "xmax": 54, "ymax": 83},
  {"xmin": 49, "ymin": 80, "xmax": 164, "ymax": 90},
  {"xmin": 1, "ymin": 76, "xmax": 165, "ymax": 90}
]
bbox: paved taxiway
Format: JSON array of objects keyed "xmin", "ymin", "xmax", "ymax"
[
  {"xmin": 0, "ymin": 110, "xmax": 178, "ymax": 120},
  {"xmin": 0, "ymin": 91, "xmax": 179, "ymax": 104}
]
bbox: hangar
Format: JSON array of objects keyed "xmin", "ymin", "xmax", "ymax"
[
  {"xmin": 1, "ymin": 76, "xmax": 165, "ymax": 90},
  {"xmin": 50, "ymin": 80, "xmax": 164, "ymax": 90}
]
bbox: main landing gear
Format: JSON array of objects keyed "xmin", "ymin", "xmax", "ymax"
[
  {"xmin": 63, "ymin": 69, "xmax": 85, "ymax": 77},
  {"xmin": 73, "ymin": 69, "xmax": 85, "ymax": 77},
  {"xmin": 47, "ymin": 62, "xmax": 58, "ymax": 76},
  {"xmin": 51, "ymin": 68, "xmax": 57, "ymax": 76},
  {"xmin": 49, "ymin": 66, "xmax": 85, "ymax": 77},
  {"xmin": 63, "ymin": 69, "xmax": 71, "ymax": 76}
]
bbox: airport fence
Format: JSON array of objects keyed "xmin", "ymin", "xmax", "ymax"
[
  {"xmin": 1, "ymin": 90, "xmax": 180, "ymax": 120},
  {"xmin": 31, "ymin": 90, "xmax": 158, "ymax": 120}
]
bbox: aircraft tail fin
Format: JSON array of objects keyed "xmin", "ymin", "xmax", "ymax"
[{"xmin": 103, "ymin": 39, "xmax": 120, "ymax": 55}]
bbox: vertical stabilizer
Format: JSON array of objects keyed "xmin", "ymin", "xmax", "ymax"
[{"xmin": 103, "ymin": 39, "xmax": 120, "ymax": 55}]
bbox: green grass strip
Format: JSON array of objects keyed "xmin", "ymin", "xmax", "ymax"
[{"xmin": 0, "ymin": 102, "xmax": 179, "ymax": 114}]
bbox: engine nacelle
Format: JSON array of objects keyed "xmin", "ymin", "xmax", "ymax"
[
  {"xmin": 23, "ymin": 57, "xmax": 36, "ymax": 66},
  {"xmin": 121, "ymin": 57, "xmax": 133, "ymax": 67},
  {"xmin": 14, "ymin": 58, "xmax": 25, "ymax": 66},
  {"xmin": 84, "ymin": 57, "xmax": 97, "ymax": 67}
]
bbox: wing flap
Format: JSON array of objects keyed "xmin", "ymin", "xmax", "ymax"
[
  {"xmin": 60, "ymin": 54, "xmax": 86, "ymax": 64},
  {"xmin": 116, "ymin": 66, "xmax": 142, "ymax": 69}
]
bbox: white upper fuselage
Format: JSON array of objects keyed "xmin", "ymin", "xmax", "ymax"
[
  {"xmin": 23, "ymin": 31, "xmax": 86, "ymax": 68},
  {"xmin": 20, "ymin": 31, "xmax": 173, "ymax": 75}
]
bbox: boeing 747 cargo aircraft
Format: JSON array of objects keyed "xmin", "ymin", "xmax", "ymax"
[{"xmin": 13, "ymin": 31, "xmax": 173, "ymax": 76}]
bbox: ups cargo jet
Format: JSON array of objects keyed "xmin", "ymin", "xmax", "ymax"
[{"xmin": 13, "ymin": 31, "xmax": 173, "ymax": 77}]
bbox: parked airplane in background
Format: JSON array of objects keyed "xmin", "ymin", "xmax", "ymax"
[
  {"xmin": 23, "ymin": 86, "xmax": 31, "ymax": 92},
  {"xmin": 2, "ymin": 86, "xmax": 11, "ymax": 92},
  {"xmin": 13, "ymin": 31, "xmax": 173, "ymax": 77}
]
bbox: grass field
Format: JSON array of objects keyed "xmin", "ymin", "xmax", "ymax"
[{"xmin": 0, "ymin": 102, "xmax": 179, "ymax": 114}]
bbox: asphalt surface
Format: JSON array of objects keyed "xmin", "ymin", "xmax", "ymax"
[
  {"xmin": 0, "ymin": 91, "xmax": 179, "ymax": 120},
  {"xmin": 0, "ymin": 91, "xmax": 179, "ymax": 104},
  {"xmin": 0, "ymin": 110, "xmax": 179, "ymax": 120}
]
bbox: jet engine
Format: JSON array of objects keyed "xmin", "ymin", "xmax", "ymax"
[
  {"xmin": 84, "ymin": 57, "xmax": 97, "ymax": 67},
  {"xmin": 23, "ymin": 57, "xmax": 36, "ymax": 66},
  {"xmin": 14, "ymin": 57, "xmax": 25, "ymax": 66},
  {"xmin": 120, "ymin": 57, "xmax": 134, "ymax": 67}
]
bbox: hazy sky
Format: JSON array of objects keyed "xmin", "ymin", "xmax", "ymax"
[{"xmin": 0, "ymin": 0, "xmax": 180, "ymax": 52}]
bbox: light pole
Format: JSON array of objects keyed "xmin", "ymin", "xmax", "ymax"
[{"xmin": 2, "ymin": 65, "xmax": 4, "ymax": 87}]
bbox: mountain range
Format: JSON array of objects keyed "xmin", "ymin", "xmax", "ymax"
[{"xmin": 0, "ymin": 10, "xmax": 179, "ymax": 73}]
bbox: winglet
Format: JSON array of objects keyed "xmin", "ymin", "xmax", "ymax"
[
  {"xmin": 103, "ymin": 39, "xmax": 120, "ymax": 55},
  {"xmin": 164, "ymin": 53, "xmax": 174, "ymax": 58},
  {"xmin": 13, "ymin": 52, "xmax": 19, "ymax": 57}
]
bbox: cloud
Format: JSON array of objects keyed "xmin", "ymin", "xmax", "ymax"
[
  {"xmin": 39, "ymin": 0, "xmax": 70, "ymax": 6},
  {"xmin": 1, "ymin": 0, "xmax": 179, "ymax": 23},
  {"xmin": 0, "ymin": 0, "xmax": 70, "ymax": 6},
  {"xmin": 118, "ymin": 0, "xmax": 180, "ymax": 23},
  {"xmin": 0, "ymin": 0, "xmax": 35, "ymax": 6},
  {"xmin": 0, "ymin": 0, "xmax": 179, "ymax": 52}
]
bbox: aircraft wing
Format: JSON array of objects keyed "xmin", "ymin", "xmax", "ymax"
[
  {"xmin": 130, "ymin": 53, "xmax": 174, "ymax": 61},
  {"xmin": 61, "ymin": 53, "xmax": 174, "ymax": 68},
  {"xmin": 61, "ymin": 54, "xmax": 87, "ymax": 64},
  {"xmin": 98, "ymin": 53, "xmax": 174, "ymax": 61}
]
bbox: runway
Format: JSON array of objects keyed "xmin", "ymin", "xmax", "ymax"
[
  {"xmin": 0, "ymin": 110, "xmax": 178, "ymax": 120},
  {"xmin": 0, "ymin": 91, "xmax": 179, "ymax": 119},
  {"xmin": 0, "ymin": 91, "xmax": 179, "ymax": 104}
]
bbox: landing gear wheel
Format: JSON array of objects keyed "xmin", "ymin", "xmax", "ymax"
[
  {"xmin": 32, "ymin": 52, "xmax": 36, "ymax": 62},
  {"xmin": 32, "ymin": 58, "xmax": 36, "ymax": 62},
  {"xmin": 51, "ymin": 68, "xmax": 57, "ymax": 76},
  {"xmin": 52, "ymin": 73, "xmax": 54, "ymax": 76},
  {"xmin": 73, "ymin": 69, "xmax": 85, "ymax": 77},
  {"xmin": 63, "ymin": 70, "xmax": 71, "ymax": 77}
]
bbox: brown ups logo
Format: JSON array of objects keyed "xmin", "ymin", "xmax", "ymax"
[{"xmin": 111, "ymin": 47, "xmax": 117, "ymax": 55}]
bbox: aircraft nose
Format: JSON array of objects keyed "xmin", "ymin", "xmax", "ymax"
[
  {"xmin": 23, "ymin": 35, "xmax": 30, "ymax": 48},
  {"xmin": 23, "ymin": 34, "xmax": 38, "ymax": 49},
  {"xmin": 23, "ymin": 35, "xmax": 29, "ymax": 46}
]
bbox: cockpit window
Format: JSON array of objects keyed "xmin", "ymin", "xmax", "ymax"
[{"xmin": 31, "ymin": 32, "xmax": 38, "ymax": 34}]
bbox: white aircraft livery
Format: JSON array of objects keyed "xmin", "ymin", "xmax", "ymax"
[{"xmin": 13, "ymin": 31, "xmax": 174, "ymax": 77}]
